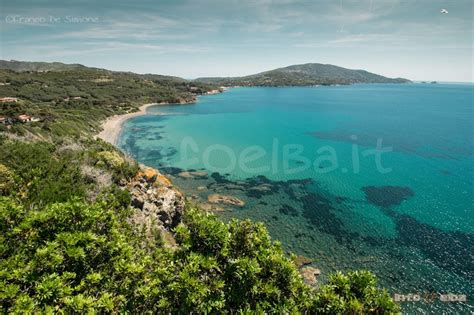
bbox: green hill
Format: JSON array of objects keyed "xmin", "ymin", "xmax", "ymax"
[
  {"xmin": 0, "ymin": 60, "xmax": 92, "ymax": 72},
  {"xmin": 196, "ymin": 63, "xmax": 410, "ymax": 86},
  {"xmin": 0, "ymin": 60, "xmax": 188, "ymax": 83}
]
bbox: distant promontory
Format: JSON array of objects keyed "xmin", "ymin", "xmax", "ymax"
[{"xmin": 195, "ymin": 63, "xmax": 411, "ymax": 86}]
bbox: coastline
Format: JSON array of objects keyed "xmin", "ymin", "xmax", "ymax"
[
  {"xmin": 96, "ymin": 103, "xmax": 157, "ymax": 145},
  {"xmin": 96, "ymin": 92, "xmax": 219, "ymax": 146}
]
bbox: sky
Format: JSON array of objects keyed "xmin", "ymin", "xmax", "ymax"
[{"xmin": 0, "ymin": 0, "xmax": 473, "ymax": 82}]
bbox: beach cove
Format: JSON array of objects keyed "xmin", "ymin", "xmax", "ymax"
[{"xmin": 97, "ymin": 99, "xmax": 199, "ymax": 145}]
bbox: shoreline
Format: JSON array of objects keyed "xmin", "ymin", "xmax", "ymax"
[
  {"xmin": 96, "ymin": 103, "xmax": 158, "ymax": 145},
  {"xmin": 96, "ymin": 99, "xmax": 198, "ymax": 146},
  {"xmin": 96, "ymin": 91, "xmax": 222, "ymax": 146}
]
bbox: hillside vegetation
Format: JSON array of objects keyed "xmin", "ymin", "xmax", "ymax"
[
  {"xmin": 0, "ymin": 63, "xmax": 214, "ymax": 139},
  {"xmin": 0, "ymin": 60, "xmax": 91, "ymax": 72},
  {"xmin": 196, "ymin": 63, "xmax": 410, "ymax": 86},
  {"xmin": 0, "ymin": 61, "xmax": 399, "ymax": 313}
]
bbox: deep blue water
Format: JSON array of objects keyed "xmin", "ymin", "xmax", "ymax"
[{"xmin": 119, "ymin": 84, "xmax": 473, "ymax": 312}]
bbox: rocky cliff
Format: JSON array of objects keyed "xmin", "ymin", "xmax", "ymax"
[{"xmin": 125, "ymin": 166, "xmax": 185, "ymax": 248}]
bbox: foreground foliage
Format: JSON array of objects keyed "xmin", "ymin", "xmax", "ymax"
[{"xmin": 0, "ymin": 197, "xmax": 399, "ymax": 313}]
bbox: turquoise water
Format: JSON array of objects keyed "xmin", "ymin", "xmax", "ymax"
[{"xmin": 119, "ymin": 84, "xmax": 473, "ymax": 312}]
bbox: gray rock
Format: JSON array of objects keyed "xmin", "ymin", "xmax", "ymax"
[{"xmin": 128, "ymin": 168, "xmax": 185, "ymax": 237}]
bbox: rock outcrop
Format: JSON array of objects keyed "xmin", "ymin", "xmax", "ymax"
[
  {"xmin": 294, "ymin": 255, "xmax": 313, "ymax": 268},
  {"xmin": 208, "ymin": 194, "xmax": 245, "ymax": 207},
  {"xmin": 300, "ymin": 267, "xmax": 321, "ymax": 286},
  {"xmin": 198, "ymin": 202, "xmax": 225, "ymax": 212},
  {"xmin": 126, "ymin": 166, "xmax": 185, "ymax": 247},
  {"xmin": 178, "ymin": 171, "xmax": 208, "ymax": 179}
]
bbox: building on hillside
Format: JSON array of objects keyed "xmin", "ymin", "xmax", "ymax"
[
  {"xmin": 18, "ymin": 114, "xmax": 32, "ymax": 123},
  {"xmin": 205, "ymin": 89, "xmax": 222, "ymax": 95},
  {"xmin": 17, "ymin": 114, "xmax": 41, "ymax": 123},
  {"xmin": 0, "ymin": 97, "xmax": 19, "ymax": 103}
]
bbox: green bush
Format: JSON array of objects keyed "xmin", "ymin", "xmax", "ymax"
[
  {"xmin": 174, "ymin": 208, "xmax": 311, "ymax": 312},
  {"xmin": 97, "ymin": 151, "xmax": 124, "ymax": 169},
  {"xmin": 310, "ymin": 271, "xmax": 399, "ymax": 314},
  {"xmin": 0, "ymin": 164, "xmax": 16, "ymax": 195},
  {"xmin": 0, "ymin": 197, "xmax": 136, "ymax": 312},
  {"xmin": 0, "ymin": 140, "xmax": 88, "ymax": 205},
  {"xmin": 0, "ymin": 200, "xmax": 400, "ymax": 313}
]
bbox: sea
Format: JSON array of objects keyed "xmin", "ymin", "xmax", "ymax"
[{"xmin": 118, "ymin": 84, "xmax": 473, "ymax": 313}]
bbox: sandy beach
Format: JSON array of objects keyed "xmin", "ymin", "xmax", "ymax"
[{"xmin": 96, "ymin": 103, "xmax": 157, "ymax": 145}]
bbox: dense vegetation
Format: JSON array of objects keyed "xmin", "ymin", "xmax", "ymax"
[
  {"xmin": 0, "ymin": 196, "xmax": 398, "ymax": 313},
  {"xmin": 196, "ymin": 62, "xmax": 410, "ymax": 86},
  {"xmin": 0, "ymin": 61, "xmax": 215, "ymax": 139},
  {"xmin": 0, "ymin": 61, "xmax": 400, "ymax": 313},
  {"xmin": 0, "ymin": 60, "xmax": 91, "ymax": 72}
]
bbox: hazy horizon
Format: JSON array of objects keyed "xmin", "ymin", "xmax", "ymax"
[{"xmin": 1, "ymin": 0, "xmax": 473, "ymax": 82}]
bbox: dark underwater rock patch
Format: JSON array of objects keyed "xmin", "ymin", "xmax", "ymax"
[
  {"xmin": 362, "ymin": 184, "xmax": 473, "ymax": 280},
  {"xmin": 205, "ymin": 173, "xmax": 314, "ymax": 200},
  {"xmin": 300, "ymin": 191, "xmax": 359, "ymax": 244},
  {"xmin": 123, "ymin": 135, "xmax": 140, "ymax": 157},
  {"xmin": 145, "ymin": 149, "xmax": 167, "ymax": 160},
  {"xmin": 201, "ymin": 172, "xmax": 358, "ymax": 244},
  {"xmin": 362, "ymin": 185, "xmax": 414, "ymax": 208},
  {"xmin": 334, "ymin": 196, "xmax": 349, "ymax": 204},
  {"xmin": 162, "ymin": 147, "xmax": 177, "ymax": 157},
  {"xmin": 157, "ymin": 167, "xmax": 360, "ymax": 245},
  {"xmin": 210, "ymin": 172, "xmax": 233, "ymax": 184},
  {"xmin": 294, "ymin": 232, "xmax": 307, "ymax": 239},
  {"xmin": 159, "ymin": 166, "xmax": 184, "ymax": 176},
  {"xmin": 279, "ymin": 204, "xmax": 299, "ymax": 216},
  {"xmin": 394, "ymin": 213, "xmax": 474, "ymax": 280}
]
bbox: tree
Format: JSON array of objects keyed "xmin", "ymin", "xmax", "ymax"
[{"xmin": 0, "ymin": 201, "xmax": 400, "ymax": 313}]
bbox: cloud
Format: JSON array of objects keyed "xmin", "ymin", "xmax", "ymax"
[
  {"xmin": 2, "ymin": 0, "xmax": 472, "ymax": 81},
  {"xmin": 3, "ymin": 40, "xmax": 210, "ymax": 60}
]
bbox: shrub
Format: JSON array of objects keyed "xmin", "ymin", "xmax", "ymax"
[
  {"xmin": 0, "ymin": 200, "xmax": 400, "ymax": 313},
  {"xmin": 0, "ymin": 197, "xmax": 139, "ymax": 313},
  {"xmin": 0, "ymin": 164, "xmax": 15, "ymax": 195},
  {"xmin": 0, "ymin": 140, "xmax": 88, "ymax": 205},
  {"xmin": 96, "ymin": 151, "xmax": 124, "ymax": 169},
  {"xmin": 310, "ymin": 270, "xmax": 400, "ymax": 314}
]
